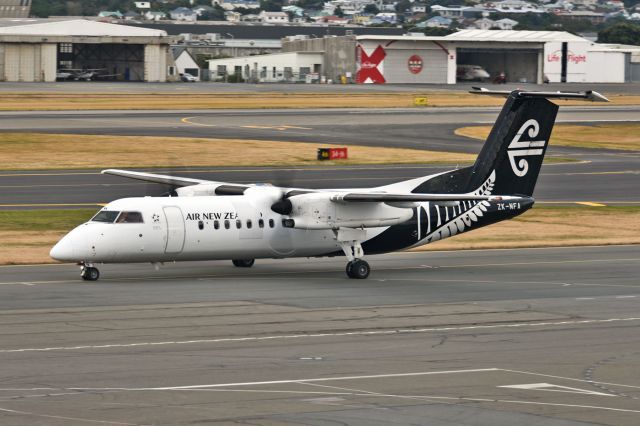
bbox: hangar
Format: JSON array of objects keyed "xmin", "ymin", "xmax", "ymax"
[
  {"xmin": 277, "ymin": 30, "xmax": 640, "ymax": 84},
  {"xmin": 0, "ymin": 19, "xmax": 176, "ymax": 82}
]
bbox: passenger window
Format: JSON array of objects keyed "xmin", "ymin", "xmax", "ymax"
[
  {"xmin": 247, "ymin": 219, "xmax": 252, "ymax": 229},
  {"xmin": 258, "ymin": 219, "xmax": 264, "ymax": 228},
  {"xmin": 214, "ymin": 220, "xmax": 219, "ymax": 230},
  {"xmin": 91, "ymin": 210, "xmax": 120, "ymax": 223},
  {"xmin": 198, "ymin": 220, "xmax": 204, "ymax": 230},
  {"xmin": 236, "ymin": 219, "xmax": 242, "ymax": 229},
  {"xmin": 269, "ymin": 218, "xmax": 275, "ymax": 228},
  {"xmin": 224, "ymin": 220, "xmax": 230, "ymax": 229},
  {"xmin": 116, "ymin": 211, "xmax": 144, "ymax": 223}
]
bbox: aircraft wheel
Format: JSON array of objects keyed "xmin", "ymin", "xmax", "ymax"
[
  {"xmin": 345, "ymin": 261, "xmax": 354, "ymax": 278},
  {"xmin": 81, "ymin": 266, "xmax": 100, "ymax": 281},
  {"xmin": 347, "ymin": 259, "xmax": 369, "ymax": 279},
  {"xmin": 232, "ymin": 259, "xmax": 255, "ymax": 268}
]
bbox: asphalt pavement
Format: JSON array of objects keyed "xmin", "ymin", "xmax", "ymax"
[{"xmin": 0, "ymin": 246, "xmax": 638, "ymax": 425}]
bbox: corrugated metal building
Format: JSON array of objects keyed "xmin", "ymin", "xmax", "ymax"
[
  {"xmin": 0, "ymin": 19, "xmax": 177, "ymax": 82},
  {"xmin": 281, "ymin": 30, "xmax": 640, "ymax": 84}
]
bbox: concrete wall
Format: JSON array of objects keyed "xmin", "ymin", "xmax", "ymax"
[
  {"xmin": 323, "ymin": 36, "xmax": 357, "ymax": 82},
  {"xmin": 283, "ymin": 36, "xmax": 357, "ymax": 82}
]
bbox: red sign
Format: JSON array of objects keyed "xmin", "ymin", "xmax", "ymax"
[
  {"xmin": 329, "ymin": 147, "xmax": 348, "ymax": 160},
  {"xmin": 356, "ymin": 45, "xmax": 386, "ymax": 84},
  {"xmin": 408, "ymin": 55, "xmax": 423, "ymax": 74}
]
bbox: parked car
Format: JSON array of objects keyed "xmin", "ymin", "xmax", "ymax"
[{"xmin": 180, "ymin": 73, "xmax": 197, "ymax": 82}]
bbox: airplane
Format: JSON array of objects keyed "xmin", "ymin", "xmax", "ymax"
[
  {"xmin": 457, "ymin": 64, "xmax": 491, "ymax": 81},
  {"xmin": 50, "ymin": 88, "xmax": 609, "ymax": 281}
]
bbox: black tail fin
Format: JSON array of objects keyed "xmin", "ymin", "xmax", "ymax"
[{"xmin": 465, "ymin": 92, "xmax": 558, "ymax": 197}]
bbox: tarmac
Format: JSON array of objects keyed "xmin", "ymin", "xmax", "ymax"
[{"xmin": 0, "ymin": 245, "xmax": 638, "ymax": 425}]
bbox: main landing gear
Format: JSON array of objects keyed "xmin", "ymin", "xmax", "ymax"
[
  {"xmin": 232, "ymin": 259, "xmax": 255, "ymax": 268},
  {"xmin": 80, "ymin": 263, "xmax": 100, "ymax": 281},
  {"xmin": 346, "ymin": 259, "xmax": 370, "ymax": 279},
  {"xmin": 336, "ymin": 228, "xmax": 370, "ymax": 279}
]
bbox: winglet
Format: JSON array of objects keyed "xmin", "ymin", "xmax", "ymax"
[{"xmin": 469, "ymin": 87, "xmax": 609, "ymax": 102}]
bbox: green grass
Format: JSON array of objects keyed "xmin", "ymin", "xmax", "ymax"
[{"xmin": 0, "ymin": 209, "xmax": 95, "ymax": 232}]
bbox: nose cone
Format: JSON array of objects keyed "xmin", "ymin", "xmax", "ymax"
[{"xmin": 50, "ymin": 235, "xmax": 77, "ymax": 262}]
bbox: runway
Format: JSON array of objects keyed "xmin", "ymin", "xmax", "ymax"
[
  {"xmin": 1, "ymin": 107, "xmax": 639, "ymax": 209},
  {"xmin": 0, "ymin": 245, "xmax": 639, "ymax": 425}
]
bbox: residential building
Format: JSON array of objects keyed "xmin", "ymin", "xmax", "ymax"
[
  {"xmin": 494, "ymin": 18, "xmax": 518, "ymax": 29},
  {"xmin": 422, "ymin": 16, "xmax": 452, "ymax": 27},
  {"xmin": 259, "ymin": 11, "xmax": 289, "ymax": 23},
  {"xmin": 171, "ymin": 7, "xmax": 198, "ymax": 22},
  {"xmin": 145, "ymin": 11, "xmax": 166, "ymax": 21}
]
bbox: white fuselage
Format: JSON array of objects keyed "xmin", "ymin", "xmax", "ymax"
[{"xmin": 50, "ymin": 193, "xmax": 390, "ymax": 264}]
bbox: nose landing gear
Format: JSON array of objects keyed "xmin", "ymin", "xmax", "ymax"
[
  {"xmin": 80, "ymin": 263, "xmax": 100, "ymax": 281},
  {"xmin": 232, "ymin": 259, "xmax": 255, "ymax": 268}
]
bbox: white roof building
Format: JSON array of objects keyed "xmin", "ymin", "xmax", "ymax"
[{"xmin": 0, "ymin": 19, "xmax": 175, "ymax": 82}]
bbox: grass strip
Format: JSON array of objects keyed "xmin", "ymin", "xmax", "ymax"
[
  {"xmin": 0, "ymin": 92, "xmax": 638, "ymax": 110},
  {"xmin": 0, "ymin": 133, "xmax": 476, "ymax": 170},
  {"xmin": 1, "ymin": 206, "xmax": 638, "ymax": 265},
  {"xmin": 455, "ymin": 123, "xmax": 640, "ymax": 151}
]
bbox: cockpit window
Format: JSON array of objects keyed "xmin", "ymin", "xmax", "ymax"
[
  {"xmin": 116, "ymin": 211, "xmax": 144, "ymax": 223},
  {"xmin": 91, "ymin": 211, "xmax": 120, "ymax": 223}
]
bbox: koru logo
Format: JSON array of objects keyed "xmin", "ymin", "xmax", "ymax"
[{"xmin": 507, "ymin": 119, "xmax": 546, "ymax": 177}]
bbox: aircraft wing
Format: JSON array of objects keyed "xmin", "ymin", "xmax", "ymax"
[{"xmin": 102, "ymin": 169, "xmax": 251, "ymax": 195}]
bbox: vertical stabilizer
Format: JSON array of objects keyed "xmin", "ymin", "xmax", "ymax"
[{"xmin": 466, "ymin": 92, "xmax": 558, "ymax": 197}]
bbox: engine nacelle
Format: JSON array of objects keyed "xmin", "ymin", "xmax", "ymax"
[{"xmin": 286, "ymin": 193, "xmax": 413, "ymax": 230}]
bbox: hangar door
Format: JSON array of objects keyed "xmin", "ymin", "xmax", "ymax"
[
  {"xmin": 384, "ymin": 49, "xmax": 448, "ymax": 84},
  {"xmin": 57, "ymin": 43, "xmax": 145, "ymax": 81},
  {"xmin": 457, "ymin": 48, "xmax": 538, "ymax": 83}
]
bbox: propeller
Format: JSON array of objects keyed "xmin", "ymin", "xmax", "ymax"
[{"xmin": 269, "ymin": 167, "xmax": 297, "ymax": 215}]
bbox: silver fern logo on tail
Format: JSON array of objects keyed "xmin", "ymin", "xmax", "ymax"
[{"xmin": 507, "ymin": 119, "xmax": 546, "ymax": 177}]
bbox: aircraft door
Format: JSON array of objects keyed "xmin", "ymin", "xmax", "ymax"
[{"xmin": 163, "ymin": 206, "xmax": 185, "ymax": 254}]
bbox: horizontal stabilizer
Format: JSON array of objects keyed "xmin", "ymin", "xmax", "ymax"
[
  {"xmin": 330, "ymin": 193, "xmax": 524, "ymax": 203},
  {"xmin": 469, "ymin": 87, "xmax": 609, "ymax": 102}
]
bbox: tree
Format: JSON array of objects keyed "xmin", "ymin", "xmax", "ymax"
[
  {"xmin": 363, "ymin": 4, "xmax": 379, "ymax": 14},
  {"xmin": 334, "ymin": 5, "xmax": 344, "ymax": 17},
  {"xmin": 421, "ymin": 27, "xmax": 454, "ymax": 36},
  {"xmin": 395, "ymin": 0, "xmax": 411, "ymax": 13},
  {"xmin": 260, "ymin": 0, "xmax": 284, "ymax": 12},
  {"xmin": 598, "ymin": 22, "xmax": 640, "ymax": 45}
]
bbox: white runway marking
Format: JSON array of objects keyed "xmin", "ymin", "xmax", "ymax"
[
  {"xmin": 499, "ymin": 383, "xmax": 615, "ymax": 397},
  {"xmin": 0, "ymin": 406, "xmax": 137, "ymax": 425},
  {"xmin": 0, "ymin": 317, "xmax": 639, "ymax": 354}
]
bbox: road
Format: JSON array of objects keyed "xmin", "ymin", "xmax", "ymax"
[{"xmin": 0, "ymin": 246, "xmax": 638, "ymax": 425}]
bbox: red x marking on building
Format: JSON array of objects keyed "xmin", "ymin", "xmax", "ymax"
[{"xmin": 356, "ymin": 45, "xmax": 386, "ymax": 84}]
